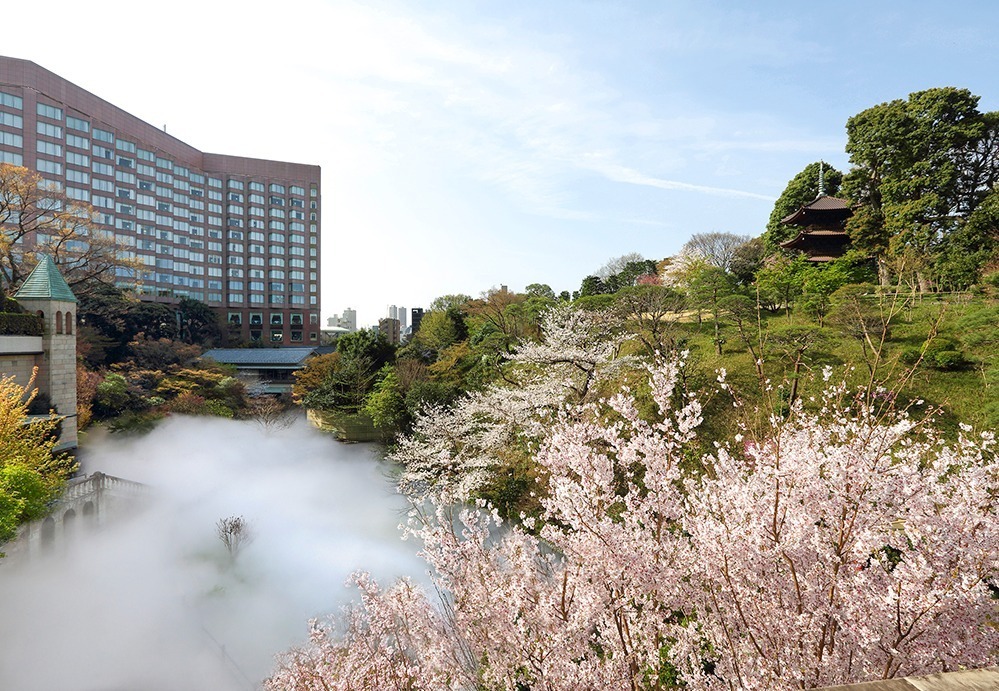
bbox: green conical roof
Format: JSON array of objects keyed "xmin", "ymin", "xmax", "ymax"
[{"xmin": 14, "ymin": 255, "xmax": 77, "ymax": 303}]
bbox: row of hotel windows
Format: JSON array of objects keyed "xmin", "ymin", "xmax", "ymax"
[
  {"xmin": 2, "ymin": 89, "xmax": 317, "ymax": 197},
  {"xmin": 228, "ymin": 313, "xmax": 318, "ymax": 326}
]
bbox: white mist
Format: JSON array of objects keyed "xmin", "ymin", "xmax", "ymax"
[{"xmin": 0, "ymin": 415, "xmax": 426, "ymax": 690}]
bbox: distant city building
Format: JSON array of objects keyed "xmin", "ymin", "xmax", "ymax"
[
  {"xmin": 0, "ymin": 56, "xmax": 322, "ymax": 345},
  {"xmin": 398, "ymin": 306, "xmax": 407, "ymax": 333},
  {"xmin": 410, "ymin": 307, "xmax": 425, "ymax": 334},
  {"xmin": 326, "ymin": 307, "xmax": 356, "ymax": 332},
  {"xmin": 388, "ymin": 304, "xmax": 398, "ymax": 320},
  {"xmin": 378, "ymin": 317, "xmax": 401, "ymax": 345}
]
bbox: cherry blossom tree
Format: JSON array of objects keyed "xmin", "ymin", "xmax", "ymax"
[
  {"xmin": 392, "ymin": 305, "xmax": 633, "ymax": 502},
  {"xmin": 268, "ymin": 359, "xmax": 999, "ymax": 690}
]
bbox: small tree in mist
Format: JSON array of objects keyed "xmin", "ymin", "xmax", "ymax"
[
  {"xmin": 216, "ymin": 515, "xmax": 252, "ymax": 562},
  {"xmin": 249, "ymin": 395, "xmax": 295, "ymax": 432}
]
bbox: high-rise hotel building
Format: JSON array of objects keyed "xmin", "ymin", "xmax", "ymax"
[{"xmin": 0, "ymin": 56, "xmax": 321, "ymax": 345}]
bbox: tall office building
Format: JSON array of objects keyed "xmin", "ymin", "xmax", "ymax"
[{"xmin": 0, "ymin": 57, "xmax": 321, "ymax": 345}]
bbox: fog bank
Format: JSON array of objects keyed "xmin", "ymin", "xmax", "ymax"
[{"xmin": 0, "ymin": 415, "xmax": 427, "ymax": 690}]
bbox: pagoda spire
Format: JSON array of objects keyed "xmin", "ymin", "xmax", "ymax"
[{"xmin": 818, "ymin": 160, "xmax": 826, "ymax": 197}]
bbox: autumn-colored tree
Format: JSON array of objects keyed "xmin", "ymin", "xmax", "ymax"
[{"xmin": 0, "ymin": 163, "xmax": 138, "ymax": 295}]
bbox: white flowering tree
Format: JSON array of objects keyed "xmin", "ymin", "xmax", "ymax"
[
  {"xmin": 268, "ymin": 357, "xmax": 999, "ymax": 690},
  {"xmin": 392, "ymin": 305, "xmax": 632, "ymax": 503}
]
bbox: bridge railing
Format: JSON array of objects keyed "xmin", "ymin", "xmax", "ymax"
[{"xmin": 59, "ymin": 472, "xmax": 147, "ymax": 505}]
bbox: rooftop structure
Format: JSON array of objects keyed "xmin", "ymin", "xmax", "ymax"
[
  {"xmin": 0, "ymin": 56, "xmax": 322, "ymax": 345},
  {"xmin": 779, "ymin": 194, "xmax": 852, "ymax": 262},
  {"xmin": 202, "ymin": 347, "xmax": 317, "ymax": 394}
]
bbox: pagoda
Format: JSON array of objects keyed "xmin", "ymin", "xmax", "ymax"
[{"xmin": 779, "ymin": 164, "xmax": 852, "ymax": 262}]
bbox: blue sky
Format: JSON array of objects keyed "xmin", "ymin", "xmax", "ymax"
[{"xmin": 4, "ymin": 1, "xmax": 998, "ymax": 326}]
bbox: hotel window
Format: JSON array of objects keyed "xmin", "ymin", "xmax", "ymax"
[
  {"xmin": 250, "ymin": 294, "xmax": 264, "ymax": 304},
  {"xmin": 117, "ymin": 156, "xmax": 134, "ymax": 168},
  {"xmin": 290, "ymin": 331, "xmax": 303, "ymax": 342},
  {"xmin": 249, "ymin": 281, "xmax": 265, "ymax": 291},
  {"xmin": 66, "ymin": 151, "xmax": 89, "ymax": 167},
  {"xmin": 269, "ymin": 183, "xmax": 285, "ymax": 194},
  {"xmin": 66, "ymin": 187, "xmax": 89, "ymax": 202},
  {"xmin": 37, "ymin": 121, "xmax": 62, "ymax": 138},
  {"xmin": 156, "ymin": 157, "xmax": 173, "ymax": 170},
  {"xmin": 269, "ymin": 195, "xmax": 284, "ymax": 206},
  {"xmin": 37, "ymin": 140, "xmax": 62, "ymax": 157},
  {"xmin": 0, "ymin": 131, "xmax": 22, "ymax": 147},
  {"xmin": 227, "ymin": 281, "xmax": 244, "ymax": 290},
  {"xmin": 270, "ymin": 330, "xmax": 282, "ymax": 342},
  {"xmin": 66, "ymin": 169, "xmax": 89, "ymax": 185},
  {"xmin": 270, "ymin": 314, "xmax": 283, "ymax": 325},
  {"xmin": 93, "ymin": 128, "xmax": 114, "ymax": 143},
  {"xmin": 269, "ymin": 208, "xmax": 286, "ymax": 218},
  {"xmin": 228, "ymin": 192, "xmax": 243, "ymax": 202},
  {"xmin": 228, "ymin": 179, "xmax": 244, "ymax": 190},
  {"xmin": 228, "ymin": 313, "xmax": 242, "ymax": 325},
  {"xmin": 0, "ymin": 91, "xmax": 23, "ymax": 109},
  {"xmin": 0, "ymin": 112, "xmax": 22, "ymax": 128},
  {"xmin": 137, "ymin": 148, "xmax": 154, "ymax": 161},
  {"xmin": 93, "ymin": 145, "xmax": 113, "ymax": 160},
  {"xmin": 66, "ymin": 116, "xmax": 89, "ymax": 132},
  {"xmin": 116, "ymin": 139, "xmax": 136, "ymax": 153},
  {"xmin": 35, "ymin": 159, "xmax": 62, "ymax": 175},
  {"xmin": 37, "ymin": 103, "xmax": 63, "ymax": 120},
  {"xmin": 228, "ymin": 294, "xmax": 244, "ymax": 304},
  {"xmin": 0, "ymin": 152, "xmax": 22, "ymax": 165}
]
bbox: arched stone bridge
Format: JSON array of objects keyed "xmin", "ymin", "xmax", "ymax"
[{"xmin": 2, "ymin": 472, "xmax": 147, "ymax": 563}]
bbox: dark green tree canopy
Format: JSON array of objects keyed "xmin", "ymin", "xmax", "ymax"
[{"xmin": 842, "ymin": 87, "xmax": 999, "ymax": 287}]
